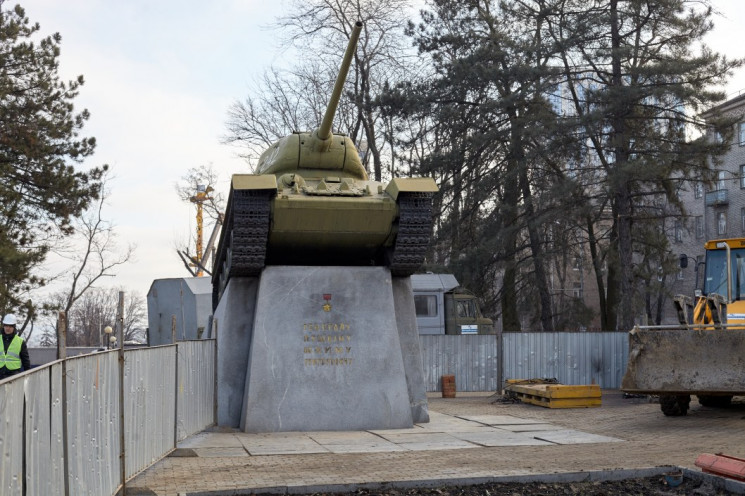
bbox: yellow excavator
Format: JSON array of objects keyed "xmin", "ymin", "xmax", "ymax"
[{"xmin": 622, "ymin": 238, "xmax": 745, "ymax": 416}]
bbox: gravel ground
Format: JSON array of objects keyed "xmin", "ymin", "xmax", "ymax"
[{"xmin": 247, "ymin": 477, "xmax": 736, "ymax": 496}]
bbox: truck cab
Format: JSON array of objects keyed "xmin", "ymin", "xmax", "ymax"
[{"xmin": 411, "ymin": 273, "xmax": 494, "ymax": 335}]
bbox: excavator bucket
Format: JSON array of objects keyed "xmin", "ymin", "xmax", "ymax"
[{"xmin": 621, "ymin": 326, "xmax": 745, "ymax": 394}]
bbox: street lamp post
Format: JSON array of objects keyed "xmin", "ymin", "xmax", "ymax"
[{"xmin": 104, "ymin": 326, "xmax": 113, "ymax": 349}]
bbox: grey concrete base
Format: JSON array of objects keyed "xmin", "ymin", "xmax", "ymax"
[
  {"xmin": 238, "ymin": 266, "xmax": 422, "ymax": 432},
  {"xmin": 214, "ymin": 278, "xmax": 259, "ymax": 427}
]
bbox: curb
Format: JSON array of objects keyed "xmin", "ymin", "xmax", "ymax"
[{"xmin": 158, "ymin": 466, "xmax": 745, "ymax": 496}]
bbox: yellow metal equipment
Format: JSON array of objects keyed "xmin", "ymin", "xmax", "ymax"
[
  {"xmin": 622, "ymin": 237, "xmax": 745, "ymax": 416},
  {"xmin": 505, "ymin": 380, "xmax": 601, "ymax": 408},
  {"xmin": 190, "ymin": 185, "xmax": 213, "ymax": 277}
]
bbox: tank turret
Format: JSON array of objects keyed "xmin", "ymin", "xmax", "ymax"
[{"xmin": 212, "ymin": 21, "xmax": 438, "ymax": 307}]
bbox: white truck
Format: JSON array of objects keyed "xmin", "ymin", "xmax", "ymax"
[{"xmin": 411, "ymin": 273, "xmax": 494, "ymax": 335}]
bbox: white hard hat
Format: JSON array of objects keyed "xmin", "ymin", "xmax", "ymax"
[{"xmin": 2, "ymin": 314, "xmax": 17, "ymax": 326}]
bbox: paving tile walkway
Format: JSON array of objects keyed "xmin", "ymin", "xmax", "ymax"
[
  {"xmin": 126, "ymin": 391, "xmax": 745, "ymax": 496},
  {"xmin": 174, "ymin": 409, "xmax": 617, "ymax": 459}
]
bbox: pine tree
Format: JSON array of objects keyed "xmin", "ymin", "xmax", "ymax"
[
  {"xmin": 545, "ymin": 0, "xmax": 741, "ymax": 329},
  {"xmin": 0, "ymin": 2, "xmax": 105, "ymax": 314}
]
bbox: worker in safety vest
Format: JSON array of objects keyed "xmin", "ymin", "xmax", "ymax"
[{"xmin": 1, "ymin": 314, "xmax": 31, "ymax": 380}]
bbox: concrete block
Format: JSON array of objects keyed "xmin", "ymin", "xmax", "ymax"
[
  {"xmin": 451, "ymin": 430, "xmax": 553, "ymax": 447},
  {"xmin": 533, "ymin": 429, "xmax": 623, "ymax": 444},
  {"xmin": 241, "ymin": 266, "xmax": 416, "ymax": 432}
]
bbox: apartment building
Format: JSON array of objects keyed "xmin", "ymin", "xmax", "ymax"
[{"xmin": 665, "ymin": 93, "xmax": 745, "ymax": 323}]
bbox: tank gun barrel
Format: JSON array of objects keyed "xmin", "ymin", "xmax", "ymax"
[{"xmin": 317, "ymin": 21, "xmax": 363, "ymax": 141}]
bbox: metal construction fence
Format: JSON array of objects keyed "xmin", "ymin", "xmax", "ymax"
[
  {"xmin": 0, "ymin": 340, "xmax": 215, "ymax": 496},
  {"xmin": 2, "ymin": 331, "xmax": 629, "ymax": 493},
  {"xmin": 419, "ymin": 335, "xmax": 498, "ymax": 392},
  {"xmin": 420, "ymin": 332, "xmax": 629, "ymax": 392}
]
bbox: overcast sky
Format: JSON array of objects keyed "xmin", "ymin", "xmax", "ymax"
[{"xmin": 17, "ymin": 0, "xmax": 745, "ymax": 303}]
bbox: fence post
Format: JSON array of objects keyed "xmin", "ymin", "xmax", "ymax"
[
  {"xmin": 212, "ymin": 318, "xmax": 218, "ymax": 426},
  {"xmin": 117, "ymin": 291, "xmax": 126, "ymax": 493},
  {"xmin": 56, "ymin": 311, "xmax": 67, "ymax": 361},
  {"xmin": 496, "ymin": 329, "xmax": 504, "ymax": 394},
  {"xmin": 170, "ymin": 312, "xmax": 179, "ymax": 443},
  {"xmin": 173, "ymin": 340, "xmax": 179, "ymax": 447},
  {"xmin": 172, "ymin": 311, "xmax": 180, "ymax": 443},
  {"xmin": 57, "ymin": 312, "xmax": 70, "ymax": 496}
]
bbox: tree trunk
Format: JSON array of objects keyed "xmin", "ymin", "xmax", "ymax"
[
  {"xmin": 501, "ymin": 256, "xmax": 521, "ymax": 332},
  {"xmin": 512, "ymin": 114, "xmax": 553, "ymax": 332},
  {"xmin": 501, "ymin": 163, "xmax": 521, "ymax": 333},
  {"xmin": 605, "ymin": 214, "xmax": 621, "ymax": 331},
  {"xmin": 609, "ymin": 0, "xmax": 635, "ymax": 331},
  {"xmin": 586, "ymin": 216, "xmax": 608, "ymax": 331}
]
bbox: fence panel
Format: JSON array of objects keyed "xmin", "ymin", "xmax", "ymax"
[
  {"xmin": 1, "ymin": 342, "xmax": 219, "ymax": 495},
  {"xmin": 0, "ymin": 376, "xmax": 24, "ymax": 494},
  {"xmin": 418, "ymin": 335, "xmax": 498, "ymax": 392},
  {"xmin": 502, "ymin": 332, "xmax": 629, "ymax": 388},
  {"xmin": 177, "ymin": 340, "xmax": 216, "ymax": 441},
  {"xmin": 65, "ymin": 352, "xmax": 121, "ymax": 495},
  {"xmin": 124, "ymin": 346, "xmax": 177, "ymax": 479},
  {"xmin": 24, "ymin": 364, "xmax": 65, "ymax": 496}
]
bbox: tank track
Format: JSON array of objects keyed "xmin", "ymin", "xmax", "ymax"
[
  {"xmin": 389, "ymin": 192, "xmax": 434, "ymax": 277},
  {"xmin": 212, "ymin": 190, "xmax": 272, "ymax": 308}
]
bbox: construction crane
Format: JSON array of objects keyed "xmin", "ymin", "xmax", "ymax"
[
  {"xmin": 177, "ymin": 184, "xmax": 223, "ymax": 278},
  {"xmin": 190, "ymin": 185, "xmax": 211, "ymax": 276}
]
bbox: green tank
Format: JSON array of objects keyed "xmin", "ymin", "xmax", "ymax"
[{"xmin": 212, "ymin": 21, "xmax": 438, "ymax": 307}]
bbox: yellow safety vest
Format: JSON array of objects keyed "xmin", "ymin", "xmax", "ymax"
[{"xmin": 0, "ymin": 335, "xmax": 23, "ymax": 370}]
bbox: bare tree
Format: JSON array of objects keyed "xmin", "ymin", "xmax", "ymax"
[
  {"xmin": 44, "ymin": 287, "xmax": 146, "ymax": 346},
  {"xmin": 223, "ymin": 62, "xmax": 342, "ymax": 167},
  {"xmin": 47, "ymin": 170, "xmax": 135, "ymax": 335},
  {"xmin": 175, "ymin": 164, "xmax": 225, "ymax": 223},
  {"xmin": 224, "ymin": 0, "xmax": 418, "ymax": 181}
]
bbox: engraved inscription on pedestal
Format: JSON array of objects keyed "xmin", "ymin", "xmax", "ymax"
[{"xmin": 303, "ymin": 322, "xmax": 352, "ymax": 366}]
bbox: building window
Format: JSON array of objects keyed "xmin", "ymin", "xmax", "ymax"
[
  {"xmin": 696, "ymin": 216, "xmax": 704, "ymax": 238},
  {"xmin": 718, "ymin": 212, "xmax": 727, "ymax": 235},
  {"xmin": 694, "ymin": 182, "xmax": 703, "ymax": 199},
  {"xmin": 414, "ymin": 295, "xmax": 437, "ymax": 317},
  {"xmin": 739, "ymin": 122, "xmax": 745, "ymax": 146},
  {"xmin": 717, "ymin": 170, "xmax": 727, "ymax": 190},
  {"xmin": 573, "ymin": 256, "xmax": 581, "ymax": 271},
  {"xmin": 674, "ymin": 220, "xmax": 682, "ymax": 242},
  {"xmin": 572, "ymin": 282, "xmax": 582, "ymax": 299},
  {"xmin": 741, "ymin": 165, "xmax": 745, "ymax": 189}
]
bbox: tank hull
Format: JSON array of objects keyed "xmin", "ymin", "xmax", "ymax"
[{"xmin": 267, "ymin": 190, "xmax": 397, "ymax": 263}]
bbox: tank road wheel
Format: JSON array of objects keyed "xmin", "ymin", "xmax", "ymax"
[
  {"xmin": 388, "ymin": 192, "xmax": 434, "ymax": 277},
  {"xmin": 697, "ymin": 395, "xmax": 733, "ymax": 408},
  {"xmin": 659, "ymin": 394, "xmax": 691, "ymax": 416},
  {"xmin": 211, "ymin": 190, "xmax": 272, "ymax": 309}
]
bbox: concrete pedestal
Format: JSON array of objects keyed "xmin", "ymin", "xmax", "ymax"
[
  {"xmin": 213, "ymin": 278, "xmax": 259, "ymax": 427},
  {"xmin": 214, "ymin": 266, "xmax": 429, "ymax": 432}
]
